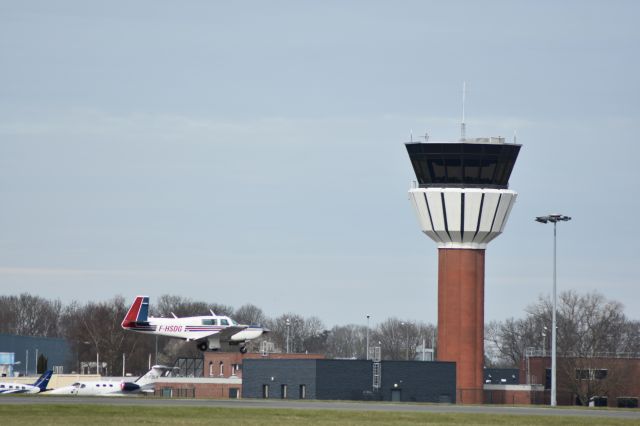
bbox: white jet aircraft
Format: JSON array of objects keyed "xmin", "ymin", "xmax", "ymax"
[
  {"xmin": 0, "ymin": 370, "xmax": 53, "ymax": 394},
  {"xmin": 48, "ymin": 365, "xmax": 174, "ymax": 396},
  {"xmin": 121, "ymin": 296, "xmax": 268, "ymax": 353}
]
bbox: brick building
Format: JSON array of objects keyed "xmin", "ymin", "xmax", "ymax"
[{"xmin": 521, "ymin": 355, "xmax": 640, "ymax": 407}]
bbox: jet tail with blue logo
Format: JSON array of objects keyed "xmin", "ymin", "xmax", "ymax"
[{"xmin": 33, "ymin": 370, "xmax": 53, "ymax": 392}]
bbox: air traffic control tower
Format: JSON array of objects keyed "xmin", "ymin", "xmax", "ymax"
[{"xmin": 405, "ymin": 135, "xmax": 520, "ymax": 403}]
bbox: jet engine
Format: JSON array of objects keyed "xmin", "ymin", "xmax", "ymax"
[{"xmin": 120, "ymin": 382, "xmax": 141, "ymax": 392}]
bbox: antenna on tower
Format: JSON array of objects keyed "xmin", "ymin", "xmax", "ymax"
[
  {"xmin": 513, "ymin": 130, "xmax": 517, "ymax": 144},
  {"xmin": 460, "ymin": 81, "xmax": 467, "ymax": 141}
]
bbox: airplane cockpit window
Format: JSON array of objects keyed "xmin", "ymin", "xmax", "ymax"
[
  {"xmin": 220, "ymin": 319, "xmax": 229, "ymax": 326},
  {"xmin": 71, "ymin": 382, "xmax": 80, "ymax": 387},
  {"xmin": 80, "ymin": 384, "xmax": 86, "ymax": 388},
  {"xmin": 202, "ymin": 319, "xmax": 217, "ymax": 325}
]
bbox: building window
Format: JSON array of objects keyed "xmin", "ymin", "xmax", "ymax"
[
  {"xmin": 281, "ymin": 384, "xmax": 287, "ymax": 399},
  {"xmin": 575, "ymin": 369, "xmax": 608, "ymax": 380},
  {"xmin": 219, "ymin": 362, "xmax": 224, "ymax": 376},
  {"xmin": 262, "ymin": 384, "xmax": 269, "ymax": 399},
  {"xmin": 231, "ymin": 364, "xmax": 241, "ymax": 375},
  {"xmin": 617, "ymin": 397, "xmax": 638, "ymax": 408},
  {"xmin": 209, "ymin": 362, "xmax": 213, "ymax": 377},
  {"xmin": 299, "ymin": 384, "xmax": 306, "ymax": 399}
]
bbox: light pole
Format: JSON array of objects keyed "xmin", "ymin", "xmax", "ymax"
[
  {"xmin": 536, "ymin": 213, "xmax": 571, "ymax": 407},
  {"xmin": 286, "ymin": 318, "xmax": 291, "ymax": 354},
  {"xmin": 366, "ymin": 315, "xmax": 370, "ymax": 360},
  {"xmin": 406, "ymin": 325, "xmax": 409, "ymax": 360},
  {"xmin": 401, "ymin": 322, "xmax": 409, "ymax": 360}
]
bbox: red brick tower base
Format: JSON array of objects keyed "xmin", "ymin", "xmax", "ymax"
[{"xmin": 437, "ymin": 248, "xmax": 485, "ymax": 404}]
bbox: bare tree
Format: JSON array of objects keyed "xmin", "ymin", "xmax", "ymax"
[
  {"xmin": 485, "ymin": 317, "xmax": 539, "ymax": 367},
  {"xmin": 487, "ymin": 290, "xmax": 640, "ymax": 404},
  {"xmin": 153, "ymin": 295, "xmax": 233, "ymax": 318},
  {"xmin": 0, "ymin": 294, "xmax": 63, "ymax": 337},
  {"xmin": 266, "ymin": 313, "xmax": 326, "ymax": 353},
  {"xmin": 61, "ymin": 297, "xmax": 154, "ymax": 376},
  {"xmin": 372, "ymin": 318, "xmax": 429, "ymax": 360},
  {"xmin": 234, "ymin": 304, "xmax": 267, "ymax": 326},
  {"xmin": 325, "ymin": 324, "xmax": 367, "ymax": 359}
]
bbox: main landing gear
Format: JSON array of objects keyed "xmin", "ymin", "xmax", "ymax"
[
  {"xmin": 239, "ymin": 345, "xmax": 247, "ymax": 354},
  {"xmin": 197, "ymin": 341, "xmax": 208, "ymax": 352}
]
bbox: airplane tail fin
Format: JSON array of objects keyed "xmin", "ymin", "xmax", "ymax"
[
  {"xmin": 33, "ymin": 370, "xmax": 53, "ymax": 392},
  {"xmin": 121, "ymin": 296, "xmax": 149, "ymax": 328},
  {"xmin": 135, "ymin": 365, "xmax": 176, "ymax": 387}
]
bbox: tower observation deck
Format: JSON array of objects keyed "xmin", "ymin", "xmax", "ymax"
[{"xmin": 405, "ymin": 136, "xmax": 521, "ymax": 404}]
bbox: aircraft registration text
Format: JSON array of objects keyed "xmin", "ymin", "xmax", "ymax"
[{"xmin": 159, "ymin": 325, "xmax": 183, "ymax": 332}]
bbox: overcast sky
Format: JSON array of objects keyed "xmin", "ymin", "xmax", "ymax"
[{"xmin": 1, "ymin": 1, "xmax": 638, "ymax": 327}]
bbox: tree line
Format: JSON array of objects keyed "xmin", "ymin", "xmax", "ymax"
[
  {"xmin": 0, "ymin": 293, "xmax": 435, "ymax": 376},
  {"xmin": 2, "ymin": 289, "xmax": 637, "ymax": 391},
  {"xmin": 485, "ymin": 290, "xmax": 640, "ymax": 367}
]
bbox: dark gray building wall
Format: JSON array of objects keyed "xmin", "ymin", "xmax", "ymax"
[
  {"xmin": 316, "ymin": 360, "xmax": 373, "ymax": 401},
  {"xmin": 242, "ymin": 359, "xmax": 456, "ymax": 403},
  {"xmin": 0, "ymin": 334, "xmax": 72, "ymax": 375},
  {"xmin": 242, "ymin": 359, "xmax": 317, "ymax": 399},
  {"xmin": 380, "ymin": 361, "xmax": 456, "ymax": 403}
]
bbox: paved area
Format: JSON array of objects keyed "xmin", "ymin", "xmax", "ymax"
[{"xmin": 1, "ymin": 396, "xmax": 639, "ymax": 420}]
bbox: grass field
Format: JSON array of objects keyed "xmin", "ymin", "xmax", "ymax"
[{"xmin": 0, "ymin": 404, "xmax": 638, "ymax": 426}]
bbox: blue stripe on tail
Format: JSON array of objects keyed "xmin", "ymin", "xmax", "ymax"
[{"xmin": 137, "ymin": 297, "xmax": 149, "ymax": 322}]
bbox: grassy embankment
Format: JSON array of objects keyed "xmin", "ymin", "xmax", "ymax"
[{"xmin": 0, "ymin": 404, "xmax": 638, "ymax": 426}]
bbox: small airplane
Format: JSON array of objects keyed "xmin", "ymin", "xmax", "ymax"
[
  {"xmin": 121, "ymin": 296, "xmax": 268, "ymax": 353},
  {"xmin": 48, "ymin": 365, "xmax": 174, "ymax": 396},
  {"xmin": 0, "ymin": 370, "xmax": 53, "ymax": 394}
]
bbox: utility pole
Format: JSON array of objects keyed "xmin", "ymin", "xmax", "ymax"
[{"xmin": 366, "ymin": 315, "xmax": 370, "ymax": 360}]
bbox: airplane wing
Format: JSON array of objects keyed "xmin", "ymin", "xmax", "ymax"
[
  {"xmin": 216, "ymin": 325, "xmax": 249, "ymax": 342},
  {"xmin": 185, "ymin": 325, "xmax": 248, "ymax": 341}
]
